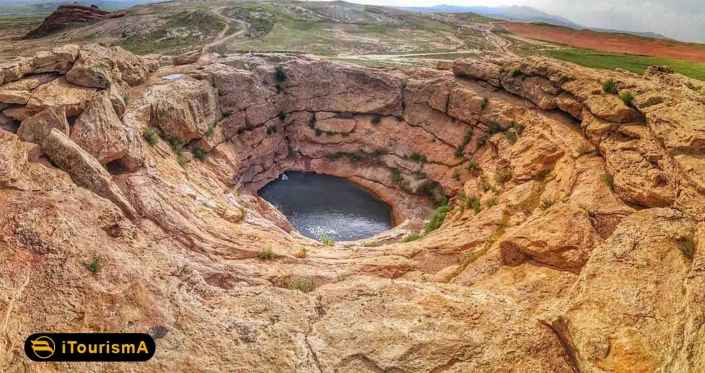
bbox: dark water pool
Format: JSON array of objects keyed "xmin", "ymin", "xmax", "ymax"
[{"xmin": 258, "ymin": 172, "xmax": 393, "ymax": 241}]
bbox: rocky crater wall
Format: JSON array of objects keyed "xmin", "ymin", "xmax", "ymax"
[{"xmin": 1, "ymin": 45, "xmax": 705, "ymax": 372}]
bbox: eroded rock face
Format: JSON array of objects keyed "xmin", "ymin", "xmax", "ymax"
[
  {"xmin": 1, "ymin": 46, "xmax": 705, "ymax": 373},
  {"xmin": 145, "ymin": 77, "xmax": 220, "ymax": 143}
]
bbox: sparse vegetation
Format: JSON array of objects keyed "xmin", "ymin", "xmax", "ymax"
[
  {"xmin": 424, "ymin": 202, "xmax": 449, "ymax": 234},
  {"xmin": 602, "ymin": 79, "xmax": 618, "ymax": 94},
  {"xmin": 487, "ymin": 121, "xmax": 503, "ymax": 135},
  {"xmin": 480, "ymin": 97, "xmax": 489, "ymax": 110},
  {"xmin": 511, "ymin": 68, "xmax": 522, "ymax": 77},
  {"xmin": 466, "ymin": 159, "xmax": 480, "ymax": 172},
  {"xmin": 468, "ymin": 196, "xmax": 481, "ymax": 215},
  {"xmin": 540, "ymin": 199, "xmax": 555, "ymax": 210},
  {"xmin": 409, "ymin": 152, "xmax": 428, "ymax": 163},
  {"xmin": 257, "ymin": 247, "xmax": 276, "ymax": 260},
  {"xmin": 278, "ymin": 111, "xmax": 288, "ymax": 121},
  {"xmin": 390, "ymin": 168, "xmax": 403, "ymax": 185},
  {"xmin": 143, "ymin": 127, "xmax": 159, "ymax": 146},
  {"xmin": 495, "ymin": 167, "xmax": 513, "ymax": 185},
  {"xmin": 371, "ymin": 115, "xmax": 382, "ymax": 125},
  {"xmin": 84, "ymin": 257, "xmax": 100, "ymax": 274},
  {"xmin": 402, "ymin": 232, "xmax": 422, "ymax": 242},
  {"xmin": 287, "ymin": 277, "xmax": 316, "ymax": 293},
  {"xmin": 678, "ymin": 237, "xmax": 696, "ymax": 260},
  {"xmin": 319, "ymin": 234, "xmax": 334, "ymax": 246},
  {"xmin": 620, "ymin": 91, "xmax": 635, "ymax": 106},
  {"xmin": 192, "ymin": 147, "xmax": 207, "ymax": 161},
  {"xmin": 602, "ymin": 174, "xmax": 615, "ymax": 191},
  {"xmin": 275, "ymin": 65, "xmax": 288, "ymax": 83},
  {"xmin": 205, "ymin": 123, "xmax": 216, "ymax": 138}
]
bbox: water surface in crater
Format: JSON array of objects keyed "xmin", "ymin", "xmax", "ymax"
[{"xmin": 259, "ymin": 172, "xmax": 393, "ymax": 241}]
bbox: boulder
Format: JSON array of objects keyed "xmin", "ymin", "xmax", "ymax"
[
  {"xmin": 453, "ymin": 58, "xmax": 502, "ymax": 87},
  {"xmin": 17, "ymin": 107, "xmax": 69, "ymax": 144},
  {"xmin": 70, "ymin": 93, "xmax": 129, "ymax": 164},
  {"xmin": 447, "ymin": 87, "xmax": 486, "ymax": 122},
  {"xmin": 111, "ymin": 46, "xmax": 150, "ymax": 86},
  {"xmin": 499, "ymin": 202, "xmax": 601, "ymax": 272},
  {"xmin": 41, "ymin": 128, "xmax": 136, "ymax": 218},
  {"xmin": 553, "ymin": 209, "xmax": 703, "ymax": 372},
  {"xmin": 0, "ymin": 73, "xmax": 56, "ymax": 92},
  {"xmin": 584, "ymin": 94, "xmax": 642, "ymax": 123},
  {"xmin": 26, "ymin": 77, "xmax": 97, "ymax": 117},
  {"xmin": 0, "ymin": 90, "xmax": 31, "ymax": 105},
  {"xmin": 31, "ymin": 44, "xmax": 79, "ymax": 74},
  {"xmin": 66, "ymin": 44, "xmax": 150, "ymax": 89},
  {"xmin": 65, "ymin": 44, "xmax": 114, "ymax": 89},
  {"xmin": 310, "ymin": 278, "xmax": 574, "ymax": 372},
  {"xmin": 0, "ymin": 58, "xmax": 33, "ymax": 85},
  {"xmin": 145, "ymin": 77, "xmax": 220, "ymax": 142}
]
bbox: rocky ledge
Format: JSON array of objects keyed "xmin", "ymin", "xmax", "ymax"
[{"xmin": 0, "ymin": 45, "xmax": 704, "ymax": 372}]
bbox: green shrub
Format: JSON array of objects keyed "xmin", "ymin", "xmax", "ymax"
[
  {"xmin": 480, "ymin": 97, "xmax": 489, "ymax": 110},
  {"xmin": 319, "ymin": 233, "xmax": 334, "ymax": 246},
  {"xmin": 602, "ymin": 174, "xmax": 615, "ymax": 191},
  {"xmin": 495, "ymin": 167, "xmax": 513, "ymax": 185},
  {"xmin": 409, "ymin": 152, "xmax": 428, "ymax": 163},
  {"xmin": 511, "ymin": 68, "xmax": 522, "ymax": 77},
  {"xmin": 371, "ymin": 115, "xmax": 382, "ymax": 125},
  {"xmin": 452, "ymin": 169, "xmax": 461, "ymax": 181},
  {"xmin": 486, "ymin": 197, "xmax": 498, "ymax": 208},
  {"xmin": 257, "ymin": 247, "xmax": 275, "ymax": 260},
  {"xmin": 205, "ymin": 123, "xmax": 216, "ymax": 137},
  {"xmin": 288, "ymin": 277, "xmax": 316, "ymax": 293},
  {"xmin": 504, "ymin": 130, "xmax": 518, "ymax": 144},
  {"xmin": 402, "ymin": 232, "xmax": 422, "ymax": 243},
  {"xmin": 620, "ymin": 91, "xmax": 635, "ymax": 106},
  {"xmin": 274, "ymin": 65, "xmax": 287, "ymax": 83},
  {"xmin": 468, "ymin": 196, "xmax": 481, "ymax": 215},
  {"xmin": 143, "ymin": 127, "xmax": 159, "ymax": 146},
  {"xmin": 540, "ymin": 199, "xmax": 555, "ymax": 210},
  {"xmin": 390, "ymin": 168, "xmax": 402, "ymax": 184},
  {"xmin": 84, "ymin": 257, "xmax": 100, "ymax": 274},
  {"xmin": 192, "ymin": 147, "xmax": 207, "ymax": 161},
  {"xmin": 278, "ymin": 111, "xmax": 287, "ymax": 121},
  {"xmin": 678, "ymin": 237, "xmax": 696, "ymax": 259},
  {"xmin": 602, "ymin": 79, "xmax": 618, "ymax": 94},
  {"xmin": 424, "ymin": 202, "xmax": 449, "ymax": 234},
  {"xmin": 466, "ymin": 159, "xmax": 479, "ymax": 172},
  {"xmin": 487, "ymin": 121, "xmax": 503, "ymax": 135}
]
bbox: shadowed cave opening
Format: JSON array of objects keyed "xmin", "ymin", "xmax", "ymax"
[{"xmin": 258, "ymin": 172, "xmax": 393, "ymax": 241}]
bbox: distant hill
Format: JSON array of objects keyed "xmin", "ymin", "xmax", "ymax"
[
  {"xmin": 0, "ymin": 0, "xmax": 158, "ymax": 16},
  {"xmin": 403, "ymin": 5, "xmax": 582, "ymax": 29}
]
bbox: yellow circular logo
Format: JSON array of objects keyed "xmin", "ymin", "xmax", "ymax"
[{"xmin": 30, "ymin": 336, "xmax": 55, "ymax": 359}]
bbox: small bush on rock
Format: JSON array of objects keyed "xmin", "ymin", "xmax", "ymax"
[
  {"xmin": 620, "ymin": 91, "xmax": 635, "ymax": 106},
  {"xmin": 257, "ymin": 247, "xmax": 276, "ymax": 260},
  {"xmin": 143, "ymin": 127, "xmax": 159, "ymax": 146},
  {"xmin": 192, "ymin": 147, "xmax": 207, "ymax": 161},
  {"xmin": 603, "ymin": 79, "xmax": 618, "ymax": 94},
  {"xmin": 424, "ymin": 202, "xmax": 449, "ymax": 234}
]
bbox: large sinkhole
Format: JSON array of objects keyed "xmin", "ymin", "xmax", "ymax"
[{"xmin": 258, "ymin": 172, "xmax": 393, "ymax": 241}]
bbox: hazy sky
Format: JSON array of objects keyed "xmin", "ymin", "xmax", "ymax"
[{"xmin": 349, "ymin": 0, "xmax": 705, "ymax": 43}]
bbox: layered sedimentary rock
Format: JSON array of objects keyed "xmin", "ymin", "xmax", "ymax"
[
  {"xmin": 1, "ymin": 45, "xmax": 704, "ymax": 372},
  {"xmin": 26, "ymin": 5, "xmax": 126, "ymax": 39}
]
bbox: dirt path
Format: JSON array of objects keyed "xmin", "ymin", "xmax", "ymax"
[{"xmin": 202, "ymin": 7, "xmax": 248, "ymax": 54}]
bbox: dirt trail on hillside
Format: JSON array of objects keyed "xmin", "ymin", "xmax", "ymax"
[{"xmin": 202, "ymin": 7, "xmax": 248, "ymax": 54}]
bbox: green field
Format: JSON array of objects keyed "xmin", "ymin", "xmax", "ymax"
[{"xmin": 545, "ymin": 48, "xmax": 705, "ymax": 81}]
